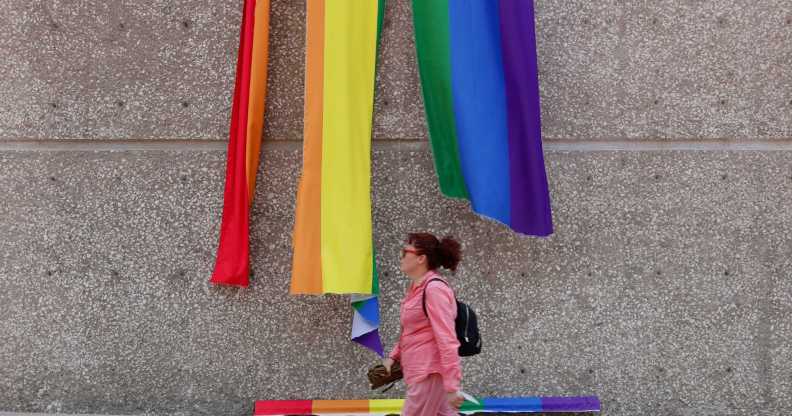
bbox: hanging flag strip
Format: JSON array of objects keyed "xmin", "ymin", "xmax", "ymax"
[
  {"xmin": 350, "ymin": 292, "xmax": 382, "ymax": 356},
  {"xmin": 254, "ymin": 396, "xmax": 601, "ymax": 415},
  {"xmin": 413, "ymin": 0, "xmax": 553, "ymax": 237},
  {"xmin": 290, "ymin": 0, "xmax": 385, "ymax": 355},
  {"xmin": 211, "ymin": 0, "xmax": 270, "ymax": 286}
]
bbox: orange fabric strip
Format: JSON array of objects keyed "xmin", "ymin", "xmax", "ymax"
[
  {"xmin": 245, "ymin": 0, "xmax": 271, "ymax": 205},
  {"xmin": 290, "ymin": 0, "xmax": 324, "ymax": 294},
  {"xmin": 312, "ymin": 400, "xmax": 370, "ymax": 414}
]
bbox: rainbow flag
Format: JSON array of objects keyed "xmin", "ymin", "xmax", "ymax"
[
  {"xmin": 254, "ymin": 396, "xmax": 601, "ymax": 415},
  {"xmin": 413, "ymin": 0, "xmax": 553, "ymax": 237},
  {"xmin": 211, "ymin": 0, "xmax": 270, "ymax": 286},
  {"xmin": 290, "ymin": 0, "xmax": 385, "ymax": 355}
]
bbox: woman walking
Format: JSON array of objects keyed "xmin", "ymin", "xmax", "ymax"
[{"xmin": 383, "ymin": 232, "xmax": 463, "ymax": 416}]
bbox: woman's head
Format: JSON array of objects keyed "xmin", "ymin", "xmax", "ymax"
[{"xmin": 399, "ymin": 232, "xmax": 462, "ymax": 277}]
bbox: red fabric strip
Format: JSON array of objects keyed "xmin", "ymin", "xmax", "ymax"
[
  {"xmin": 211, "ymin": 0, "xmax": 257, "ymax": 286},
  {"xmin": 253, "ymin": 400, "xmax": 313, "ymax": 415}
]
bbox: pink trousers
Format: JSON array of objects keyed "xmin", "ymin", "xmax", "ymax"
[{"xmin": 401, "ymin": 373, "xmax": 457, "ymax": 416}]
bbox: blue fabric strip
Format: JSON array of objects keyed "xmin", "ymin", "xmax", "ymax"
[
  {"xmin": 351, "ymin": 295, "xmax": 380, "ymax": 325},
  {"xmin": 448, "ymin": 0, "xmax": 511, "ymax": 226},
  {"xmin": 481, "ymin": 397, "xmax": 543, "ymax": 412}
]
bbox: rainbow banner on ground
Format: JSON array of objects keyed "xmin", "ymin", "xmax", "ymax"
[
  {"xmin": 211, "ymin": 0, "xmax": 270, "ymax": 286},
  {"xmin": 290, "ymin": 0, "xmax": 385, "ymax": 355},
  {"xmin": 413, "ymin": 0, "xmax": 553, "ymax": 237},
  {"xmin": 254, "ymin": 396, "xmax": 601, "ymax": 415}
]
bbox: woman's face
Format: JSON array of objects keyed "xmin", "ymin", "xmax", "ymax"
[{"xmin": 399, "ymin": 243, "xmax": 424, "ymax": 275}]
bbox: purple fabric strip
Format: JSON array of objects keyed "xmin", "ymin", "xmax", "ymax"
[
  {"xmin": 541, "ymin": 396, "xmax": 602, "ymax": 412},
  {"xmin": 352, "ymin": 329, "xmax": 384, "ymax": 357},
  {"xmin": 498, "ymin": 0, "xmax": 553, "ymax": 236}
]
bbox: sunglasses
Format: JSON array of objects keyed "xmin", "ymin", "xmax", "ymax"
[{"xmin": 400, "ymin": 248, "xmax": 420, "ymax": 258}]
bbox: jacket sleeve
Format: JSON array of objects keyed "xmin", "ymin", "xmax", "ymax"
[
  {"xmin": 388, "ymin": 339, "xmax": 401, "ymax": 361},
  {"xmin": 425, "ymin": 284, "xmax": 462, "ymax": 392}
]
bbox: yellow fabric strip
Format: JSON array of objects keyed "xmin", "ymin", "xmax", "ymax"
[
  {"xmin": 368, "ymin": 399, "xmax": 405, "ymax": 414},
  {"xmin": 290, "ymin": 0, "xmax": 325, "ymax": 294},
  {"xmin": 245, "ymin": 0, "xmax": 270, "ymax": 205},
  {"xmin": 320, "ymin": 1, "xmax": 379, "ymax": 293}
]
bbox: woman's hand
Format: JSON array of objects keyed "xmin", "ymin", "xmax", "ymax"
[
  {"xmin": 382, "ymin": 358, "xmax": 394, "ymax": 374},
  {"xmin": 447, "ymin": 391, "xmax": 463, "ymax": 409}
]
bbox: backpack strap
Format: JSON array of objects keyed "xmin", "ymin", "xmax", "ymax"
[{"xmin": 422, "ymin": 278, "xmax": 451, "ymax": 318}]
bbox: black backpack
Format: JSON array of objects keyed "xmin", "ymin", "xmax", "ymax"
[{"xmin": 422, "ymin": 278, "xmax": 481, "ymax": 357}]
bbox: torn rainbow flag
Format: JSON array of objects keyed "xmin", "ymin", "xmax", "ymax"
[
  {"xmin": 211, "ymin": 0, "xmax": 270, "ymax": 286},
  {"xmin": 413, "ymin": 0, "xmax": 553, "ymax": 237},
  {"xmin": 290, "ymin": 0, "xmax": 386, "ymax": 356},
  {"xmin": 254, "ymin": 396, "xmax": 601, "ymax": 415}
]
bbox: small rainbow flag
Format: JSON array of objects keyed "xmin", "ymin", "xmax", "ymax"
[
  {"xmin": 290, "ymin": 0, "xmax": 386, "ymax": 355},
  {"xmin": 254, "ymin": 396, "xmax": 601, "ymax": 415},
  {"xmin": 413, "ymin": 0, "xmax": 553, "ymax": 237},
  {"xmin": 211, "ymin": 0, "xmax": 270, "ymax": 286}
]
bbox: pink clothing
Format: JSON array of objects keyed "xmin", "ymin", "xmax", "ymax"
[
  {"xmin": 389, "ymin": 271, "xmax": 461, "ymax": 393},
  {"xmin": 401, "ymin": 373, "xmax": 458, "ymax": 416}
]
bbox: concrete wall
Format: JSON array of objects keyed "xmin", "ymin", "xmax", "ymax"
[{"xmin": 1, "ymin": 1, "xmax": 791, "ymax": 415}]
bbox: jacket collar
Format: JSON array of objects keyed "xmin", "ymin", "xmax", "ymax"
[{"xmin": 409, "ymin": 270, "xmax": 441, "ymax": 293}]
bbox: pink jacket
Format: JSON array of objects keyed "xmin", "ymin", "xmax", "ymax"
[{"xmin": 388, "ymin": 271, "xmax": 461, "ymax": 392}]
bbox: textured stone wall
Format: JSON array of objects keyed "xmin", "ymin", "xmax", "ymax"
[{"xmin": 1, "ymin": 1, "xmax": 791, "ymax": 415}]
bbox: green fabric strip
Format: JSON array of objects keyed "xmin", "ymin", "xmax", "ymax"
[
  {"xmin": 460, "ymin": 398, "xmax": 485, "ymax": 413},
  {"xmin": 371, "ymin": 0, "xmax": 385, "ymax": 296},
  {"xmin": 377, "ymin": 0, "xmax": 386, "ymax": 42},
  {"xmin": 371, "ymin": 247, "xmax": 379, "ymax": 294},
  {"xmin": 412, "ymin": 0, "xmax": 469, "ymax": 198}
]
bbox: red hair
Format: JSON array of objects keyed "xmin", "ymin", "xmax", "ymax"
[{"xmin": 406, "ymin": 232, "xmax": 462, "ymax": 272}]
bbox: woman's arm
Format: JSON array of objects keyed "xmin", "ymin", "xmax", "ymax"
[
  {"xmin": 425, "ymin": 285, "xmax": 462, "ymax": 393},
  {"xmin": 388, "ymin": 341, "xmax": 401, "ymax": 361}
]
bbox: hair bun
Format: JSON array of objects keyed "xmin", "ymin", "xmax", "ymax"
[{"xmin": 437, "ymin": 236, "xmax": 462, "ymax": 272}]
